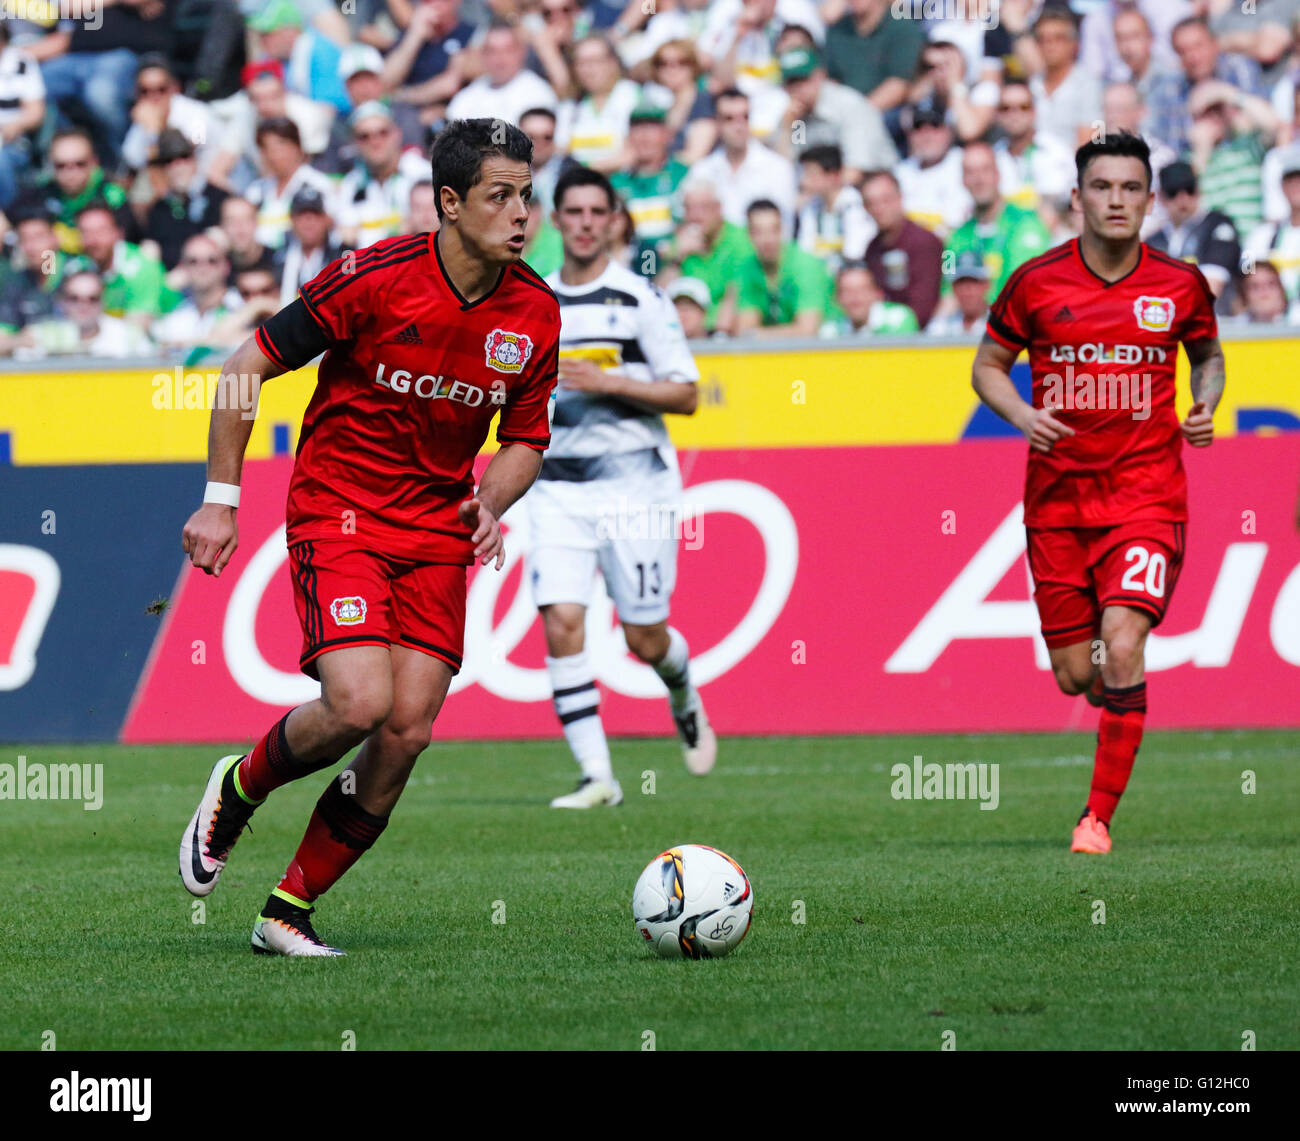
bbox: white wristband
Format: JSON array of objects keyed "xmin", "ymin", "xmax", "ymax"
[{"xmin": 204, "ymin": 481, "xmax": 241, "ymax": 508}]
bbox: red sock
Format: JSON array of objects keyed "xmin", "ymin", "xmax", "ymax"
[
  {"xmin": 277, "ymin": 775, "xmax": 389, "ymax": 903},
  {"xmin": 238, "ymin": 711, "xmax": 339, "ymax": 802},
  {"xmin": 1087, "ymin": 682, "xmax": 1146, "ymax": 825}
]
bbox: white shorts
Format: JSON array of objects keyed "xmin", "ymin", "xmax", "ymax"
[{"xmin": 526, "ymin": 463, "xmax": 681, "ymax": 626}]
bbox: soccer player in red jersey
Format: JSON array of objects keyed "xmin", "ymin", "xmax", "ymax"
[
  {"xmin": 972, "ymin": 131, "xmax": 1226, "ymax": 853},
  {"xmin": 177, "ymin": 120, "xmax": 561, "ymax": 955}
]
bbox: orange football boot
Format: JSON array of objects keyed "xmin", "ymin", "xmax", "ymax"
[{"xmin": 1071, "ymin": 809, "xmax": 1112, "ymax": 854}]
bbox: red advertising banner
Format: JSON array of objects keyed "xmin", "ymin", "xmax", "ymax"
[{"xmin": 122, "ymin": 436, "xmax": 1300, "ymax": 742}]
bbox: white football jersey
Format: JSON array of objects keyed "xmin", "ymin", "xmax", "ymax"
[{"xmin": 544, "ymin": 260, "xmax": 699, "ymax": 461}]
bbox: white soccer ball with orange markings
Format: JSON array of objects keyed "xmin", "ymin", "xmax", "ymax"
[{"xmin": 632, "ymin": 844, "xmax": 753, "ymax": 959}]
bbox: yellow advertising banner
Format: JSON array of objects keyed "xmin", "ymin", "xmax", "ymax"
[{"xmin": 1, "ymin": 339, "xmax": 1295, "ymax": 464}]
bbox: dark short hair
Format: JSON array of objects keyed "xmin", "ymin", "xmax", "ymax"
[
  {"xmin": 1034, "ymin": 4, "xmax": 1079, "ymax": 36},
  {"xmin": 429, "ymin": 117, "xmax": 533, "ymax": 219},
  {"xmin": 75, "ymin": 199, "xmax": 121, "ymax": 227},
  {"xmin": 50, "ymin": 127, "xmax": 96, "ymax": 153},
  {"xmin": 7, "ymin": 195, "xmax": 54, "ymax": 228},
  {"xmin": 136, "ymin": 52, "xmax": 175, "ymax": 79},
  {"xmin": 1075, "ymin": 129, "xmax": 1152, "ymax": 190},
  {"xmin": 862, "ymin": 168, "xmax": 900, "ymax": 192},
  {"xmin": 553, "ymin": 164, "xmax": 616, "ymax": 211},
  {"xmin": 799, "ymin": 144, "xmax": 843, "ymax": 173},
  {"xmin": 714, "ymin": 87, "xmax": 748, "ymax": 106},
  {"xmin": 519, "ymin": 106, "xmax": 557, "ymax": 126},
  {"xmin": 745, "ymin": 198, "xmax": 782, "ymax": 221},
  {"xmin": 255, "ymin": 116, "xmax": 302, "ymax": 149},
  {"xmin": 1172, "ymin": 15, "xmax": 1212, "ymax": 41}
]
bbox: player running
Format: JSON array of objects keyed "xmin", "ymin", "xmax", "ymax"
[
  {"xmin": 972, "ymin": 131, "xmax": 1225, "ymax": 854},
  {"xmin": 178, "ymin": 119, "xmax": 560, "ymax": 954},
  {"xmin": 528, "ymin": 166, "xmax": 715, "ymax": 809}
]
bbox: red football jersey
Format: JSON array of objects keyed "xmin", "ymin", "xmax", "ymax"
[
  {"xmin": 986, "ymin": 239, "xmax": 1218, "ymax": 528},
  {"xmin": 256, "ymin": 233, "xmax": 560, "ymax": 562}
]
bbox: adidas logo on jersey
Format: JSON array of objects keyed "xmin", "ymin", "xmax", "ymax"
[
  {"xmin": 389, "ymin": 322, "xmax": 423, "ymax": 345},
  {"xmin": 1053, "ymin": 306, "xmax": 1075, "ymax": 322}
]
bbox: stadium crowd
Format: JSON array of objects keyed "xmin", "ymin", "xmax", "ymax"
[{"xmin": 0, "ymin": 0, "xmax": 1298, "ymax": 359}]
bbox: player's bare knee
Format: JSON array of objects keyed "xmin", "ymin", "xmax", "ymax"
[
  {"xmin": 324, "ymin": 686, "xmax": 393, "ymax": 740},
  {"xmin": 541, "ymin": 606, "xmax": 586, "ymax": 657},
  {"xmin": 1053, "ymin": 664, "xmax": 1092, "ymax": 696},
  {"xmin": 383, "ymin": 718, "xmax": 434, "ymax": 761},
  {"xmin": 623, "ymin": 623, "xmax": 668, "ymax": 664}
]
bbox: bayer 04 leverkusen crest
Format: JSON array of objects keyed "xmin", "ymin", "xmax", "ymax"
[{"xmin": 484, "ymin": 328, "xmax": 533, "ymax": 374}]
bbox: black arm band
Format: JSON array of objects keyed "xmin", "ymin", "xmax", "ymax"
[{"xmin": 258, "ymin": 297, "xmax": 333, "ymax": 371}]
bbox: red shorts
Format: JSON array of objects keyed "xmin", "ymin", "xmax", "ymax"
[
  {"xmin": 288, "ymin": 539, "xmax": 467, "ymax": 679},
  {"xmin": 1026, "ymin": 520, "xmax": 1186, "ymax": 649}
]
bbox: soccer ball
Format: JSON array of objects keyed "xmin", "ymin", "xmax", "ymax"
[{"xmin": 632, "ymin": 844, "xmax": 753, "ymax": 959}]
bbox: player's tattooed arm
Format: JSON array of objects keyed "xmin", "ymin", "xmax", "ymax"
[
  {"xmin": 181, "ymin": 334, "xmax": 288, "ymax": 577},
  {"xmin": 972, "ymin": 333, "xmax": 1074, "ymax": 454},
  {"xmin": 1182, "ymin": 337, "xmax": 1225, "ymax": 448}
]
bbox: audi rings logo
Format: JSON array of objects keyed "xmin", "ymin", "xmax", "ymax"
[{"xmin": 222, "ymin": 481, "xmax": 799, "ymax": 706}]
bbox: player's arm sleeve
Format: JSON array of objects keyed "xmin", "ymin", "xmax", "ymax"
[
  {"xmin": 984, "ymin": 265, "xmax": 1032, "ymax": 352},
  {"xmin": 642, "ymin": 285, "xmax": 700, "ymax": 383},
  {"xmin": 1179, "ymin": 267, "xmax": 1220, "ymax": 343},
  {"xmin": 496, "ymin": 326, "xmax": 558, "ymax": 451}
]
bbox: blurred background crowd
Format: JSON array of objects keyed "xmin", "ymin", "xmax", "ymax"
[{"xmin": 0, "ymin": 0, "xmax": 1298, "ymax": 360}]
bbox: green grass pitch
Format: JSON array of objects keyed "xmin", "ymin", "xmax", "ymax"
[{"xmin": 1, "ymin": 731, "xmax": 1295, "ymax": 1051}]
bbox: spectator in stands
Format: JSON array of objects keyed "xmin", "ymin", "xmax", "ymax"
[
  {"xmin": 824, "ymin": 0, "xmax": 925, "ymax": 112},
  {"xmin": 624, "ymin": 0, "xmax": 713, "ymax": 80},
  {"xmin": 522, "ymin": 0, "xmax": 585, "ymax": 102},
  {"xmin": 209, "ymin": 263, "xmax": 282, "ymax": 345},
  {"xmin": 556, "ymin": 35, "xmax": 640, "ymax": 173},
  {"xmin": 1146, "ymin": 161, "xmax": 1241, "ymax": 305},
  {"xmin": 645, "ymin": 39, "xmax": 716, "ymax": 166},
  {"xmin": 1232, "ymin": 259, "xmax": 1296, "ymax": 323},
  {"xmin": 145, "ymin": 130, "xmax": 230, "ymax": 272},
  {"xmin": 862, "ymin": 168, "xmax": 943, "ymax": 328},
  {"xmin": 121, "ymin": 54, "xmax": 215, "ymax": 177},
  {"xmin": 274, "ymin": 185, "xmax": 349, "ymax": 308},
  {"xmin": 1269, "ymin": 18, "xmax": 1300, "ymax": 143},
  {"xmin": 993, "ymin": 77, "xmax": 1074, "ymax": 215},
  {"xmin": 209, "ymin": 62, "xmax": 336, "ymax": 192},
  {"xmin": 820, "ymin": 261, "xmax": 918, "ymax": 338},
  {"xmin": 447, "ymin": 22, "xmax": 557, "ymax": 126},
  {"xmin": 0, "ymin": 24, "xmax": 45, "ymax": 209},
  {"xmin": 667, "ymin": 275, "xmax": 712, "ymax": 340},
  {"xmin": 23, "ymin": 268, "xmax": 154, "ymax": 358},
  {"xmin": 1148, "ymin": 16, "xmax": 1266, "ymax": 157},
  {"xmin": 1245, "ymin": 156, "xmax": 1300, "ymax": 303},
  {"xmin": 0, "ymin": 200, "xmax": 65, "ymax": 342},
  {"xmin": 36, "ymin": 0, "xmax": 171, "ymax": 172},
  {"xmin": 337, "ymin": 43, "xmax": 424, "ymax": 150},
  {"xmin": 894, "ymin": 96, "xmax": 969, "ymax": 236},
  {"xmin": 250, "ymin": 0, "xmax": 349, "ymax": 115},
  {"xmin": 611, "ymin": 102, "xmax": 688, "ymax": 276},
  {"xmin": 688, "ymin": 88, "xmax": 798, "ymax": 235},
  {"xmin": 76, "ymin": 201, "xmax": 174, "ymax": 326},
  {"xmin": 244, "ymin": 118, "xmax": 337, "ymax": 250},
  {"xmin": 907, "ymin": 39, "xmax": 996, "ymax": 144},
  {"xmin": 698, "ymin": 0, "xmax": 825, "ymax": 140},
  {"xmin": 1188, "ymin": 79, "xmax": 1279, "ymax": 239},
  {"xmin": 152, "ymin": 233, "xmax": 243, "ymax": 352},
  {"xmin": 669, "ymin": 179, "xmax": 754, "ymax": 332},
  {"xmin": 794, "ymin": 145, "xmax": 873, "ymax": 275},
  {"xmin": 335, "ymin": 103, "xmax": 428, "ymax": 249},
  {"xmin": 384, "ymin": 0, "xmax": 479, "ymax": 111},
  {"xmin": 1081, "ymin": 0, "xmax": 1190, "ymax": 85},
  {"xmin": 220, "ymin": 195, "xmax": 276, "ymax": 278},
  {"xmin": 941, "ymin": 141, "xmax": 1050, "ymax": 310},
  {"xmin": 925, "ymin": 250, "xmax": 990, "ymax": 336},
  {"xmin": 1263, "ymin": 85, "xmax": 1300, "ymax": 223},
  {"xmin": 1027, "ymin": 6, "xmax": 1103, "ymax": 152},
  {"xmin": 521, "ymin": 106, "xmax": 576, "ymax": 214},
  {"xmin": 1111, "ymin": 7, "xmax": 1164, "ymax": 112},
  {"xmin": 736, "ymin": 198, "xmax": 834, "ymax": 338},
  {"xmin": 1208, "ymin": 0, "xmax": 1297, "ymax": 79},
  {"xmin": 775, "ymin": 46, "xmax": 896, "ymax": 182},
  {"xmin": 406, "ymin": 179, "xmax": 439, "ymax": 235},
  {"xmin": 40, "ymin": 129, "xmax": 131, "ymax": 255}
]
